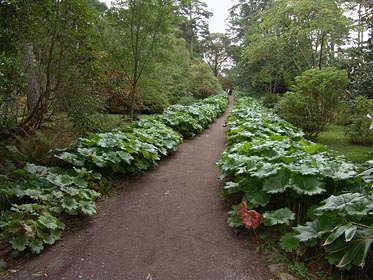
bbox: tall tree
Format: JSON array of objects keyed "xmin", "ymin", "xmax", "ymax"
[
  {"xmin": 175, "ymin": 0, "xmax": 212, "ymax": 58},
  {"xmin": 201, "ymin": 33, "xmax": 231, "ymax": 77},
  {"xmin": 227, "ymin": 0, "xmax": 272, "ymax": 44},
  {"xmin": 105, "ymin": 0, "xmax": 174, "ymax": 120},
  {"xmin": 226, "ymin": 0, "xmax": 273, "ymax": 91},
  {"xmin": 337, "ymin": 0, "xmax": 373, "ymax": 98},
  {"xmin": 259, "ymin": 0, "xmax": 351, "ymax": 70},
  {"xmin": 0, "ymin": 0, "xmax": 101, "ymax": 133}
]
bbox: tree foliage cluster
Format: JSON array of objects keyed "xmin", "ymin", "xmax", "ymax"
[
  {"xmin": 0, "ymin": 0, "xmax": 222, "ymax": 141},
  {"xmin": 227, "ymin": 0, "xmax": 373, "ymax": 141}
]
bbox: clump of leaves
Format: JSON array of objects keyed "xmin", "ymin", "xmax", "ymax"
[
  {"xmin": 0, "ymin": 164, "xmax": 100, "ymax": 253},
  {"xmin": 0, "ymin": 204, "xmax": 65, "ymax": 254},
  {"xmin": 218, "ymin": 97, "xmax": 359, "ymax": 230},
  {"xmin": 219, "ymin": 97, "xmax": 373, "ymax": 271},
  {"xmin": 56, "ymin": 120, "xmax": 183, "ymax": 175},
  {"xmin": 291, "ymin": 191, "xmax": 373, "ymax": 270},
  {"xmin": 161, "ymin": 94, "xmax": 228, "ymax": 137}
]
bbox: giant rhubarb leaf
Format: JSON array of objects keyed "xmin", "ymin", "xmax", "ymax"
[{"xmin": 238, "ymin": 201, "xmax": 261, "ymax": 229}]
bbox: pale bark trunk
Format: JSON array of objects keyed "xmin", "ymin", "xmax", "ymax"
[{"xmin": 24, "ymin": 42, "xmax": 39, "ymax": 114}]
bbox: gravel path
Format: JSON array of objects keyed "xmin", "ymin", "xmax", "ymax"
[{"xmin": 6, "ymin": 97, "xmax": 273, "ymax": 280}]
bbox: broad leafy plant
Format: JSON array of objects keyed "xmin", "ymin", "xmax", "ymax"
[
  {"xmin": 57, "ymin": 120, "xmax": 183, "ymax": 175},
  {"xmin": 0, "ymin": 164, "xmax": 100, "ymax": 253},
  {"xmin": 161, "ymin": 94, "xmax": 228, "ymax": 137},
  {"xmin": 218, "ymin": 97, "xmax": 373, "ymax": 270},
  {"xmin": 291, "ymin": 162, "xmax": 373, "ymax": 270},
  {"xmin": 218, "ymin": 97, "xmax": 359, "ymax": 228}
]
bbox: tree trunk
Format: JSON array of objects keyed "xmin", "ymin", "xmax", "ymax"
[
  {"xmin": 24, "ymin": 42, "xmax": 39, "ymax": 114},
  {"xmin": 190, "ymin": 31, "xmax": 194, "ymax": 59},
  {"xmin": 189, "ymin": 6, "xmax": 194, "ymax": 59},
  {"xmin": 130, "ymin": 82, "xmax": 137, "ymax": 122},
  {"xmin": 318, "ymin": 32, "xmax": 325, "ymax": 69}
]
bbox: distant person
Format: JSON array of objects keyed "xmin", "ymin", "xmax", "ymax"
[{"xmin": 228, "ymin": 89, "xmax": 232, "ymax": 96}]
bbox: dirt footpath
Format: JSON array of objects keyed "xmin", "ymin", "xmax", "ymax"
[{"xmin": 7, "ymin": 97, "xmax": 273, "ymax": 280}]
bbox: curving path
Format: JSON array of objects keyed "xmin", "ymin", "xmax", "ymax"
[{"xmin": 6, "ymin": 97, "xmax": 273, "ymax": 280}]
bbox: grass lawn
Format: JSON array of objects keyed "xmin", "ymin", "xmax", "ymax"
[{"xmin": 317, "ymin": 124, "xmax": 373, "ymax": 163}]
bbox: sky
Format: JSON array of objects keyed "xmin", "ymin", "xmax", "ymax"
[
  {"xmin": 204, "ymin": 0, "xmax": 235, "ymax": 33},
  {"xmin": 100, "ymin": 0, "xmax": 234, "ymax": 33}
]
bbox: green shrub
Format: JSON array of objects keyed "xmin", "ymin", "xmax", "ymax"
[
  {"xmin": 160, "ymin": 94, "xmax": 228, "ymax": 137},
  {"xmin": 261, "ymin": 92, "xmax": 280, "ymax": 109},
  {"xmin": 344, "ymin": 96, "xmax": 373, "ymax": 145},
  {"xmin": 0, "ymin": 164, "xmax": 100, "ymax": 253},
  {"xmin": 190, "ymin": 59, "xmax": 222, "ymax": 99},
  {"xmin": 278, "ymin": 67, "xmax": 349, "ymax": 139},
  {"xmin": 139, "ymin": 89, "xmax": 169, "ymax": 114}
]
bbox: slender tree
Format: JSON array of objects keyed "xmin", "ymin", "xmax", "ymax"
[
  {"xmin": 201, "ymin": 33, "xmax": 231, "ymax": 77},
  {"xmin": 105, "ymin": 0, "xmax": 174, "ymax": 121},
  {"xmin": 0, "ymin": 0, "xmax": 101, "ymax": 133},
  {"xmin": 175, "ymin": 0, "xmax": 212, "ymax": 58}
]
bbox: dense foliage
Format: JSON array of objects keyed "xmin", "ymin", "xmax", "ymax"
[
  {"xmin": 343, "ymin": 96, "xmax": 373, "ymax": 145},
  {"xmin": 0, "ymin": 94, "xmax": 227, "ymax": 255},
  {"xmin": 0, "ymin": 164, "xmax": 100, "ymax": 253},
  {"xmin": 57, "ymin": 120, "xmax": 183, "ymax": 176},
  {"xmin": 278, "ymin": 67, "xmax": 349, "ymax": 139},
  {"xmin": 217, "ymin": 97, "xmax": 372, "ymax": 271},
  {"xmin": 0, "ymin": 0, "xmax": 221, "ymax": 138},
  {"xmin": 161, "ymin": 94, "xmax": 228, "ymax": 137}
]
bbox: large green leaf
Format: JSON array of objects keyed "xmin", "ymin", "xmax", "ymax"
[
  {"xmin": 38, "ymin": 215, "xmax": 60, "ymax": 230},
  {"xmin": 262, "ymin": 208, "xmax": 295, "ymax": 226},
  {"xmin": 262, "ymin": 170, "xmax": 291, "ymax": 194},
  {"xmin": 25, "ymin": 163, "xmax": 48, "ymax": 175},
  {"xmin": 39, "ymin": 228, "xmax": 61, "ymax": 245},
  {"xmin": 250, "ymin": 162, "xmax": 282, "ymax": 178},
  {"xmin": 317, "ymin": 193, "xmax": 354, "ymax": 211},
  {"xmin": 10, "ymin": 235, "xmax": 28, "ymax": 251},
  {"xmin": 280, "ymin": 232, "xmax": 300, "ymax": 252},
  {"xmin": 47, "ymin": 173, "xmax": 75, "ymax": 187},
  {"xmin": 30, "ymin": 238, "xmax": 44, "ymax": 254},
  {"xmin": 223, "ymin": 182, "xmax": 240, "ymax": 193},
  {"xmin": 291, "ymin": 175, "xmax": 326, "ymax": 195},
  {"xmin": 323, "ymin": 224, "xmax": 357, "ymax": 246},
  {"xmin": 116, "ymin": 151, "xmax": 134, "ymax": 164},
  {"xmin": 316, "ymin": 193, "xmax": 370, "ymax": 216},
  {"xmin": 294, "ymin": 215, "xmax": 335, "ymax": 242},
  {"xmin": 243, "ymin": 190, "xmax": 271, "ymax": 208},
  {"xmin": 325, "ymin": 232, "xmax": 373, "ymax": 269},
  {"xmin": 24, "ymin": 189, "xmax": 45, "ymax": 200},
  {"xmin": 80, "ymin": 201, "xmax": 97, "ymax": 216},
  {"xmin": 61, "ymin": 197, "xmax": 78, "ymax": 211}
]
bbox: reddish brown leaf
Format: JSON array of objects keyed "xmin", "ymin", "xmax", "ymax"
[{"xmin": 238, "ymin": 201, "xmax": 262, "ymax": 229}]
